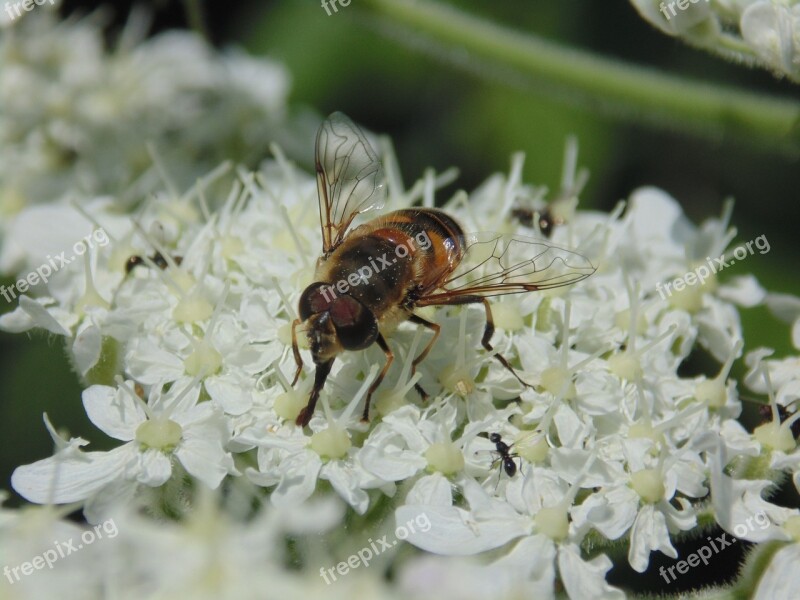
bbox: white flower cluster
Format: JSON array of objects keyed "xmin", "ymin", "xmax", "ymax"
[
  {"xmin": 2, "ymin": 120, "xmax": 799, "ymax": 597},
  {"xmin": 629, "ymin": 0, "xmax": 800, "ymax": 81},
  {"xmin": 0, "ymin": 10, "xmax": 295, "ymax": 274}
]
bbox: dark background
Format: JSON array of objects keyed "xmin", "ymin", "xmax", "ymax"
[{"xmin": 1, "ymin": 0, "xmax": 798, "ymax": 593}]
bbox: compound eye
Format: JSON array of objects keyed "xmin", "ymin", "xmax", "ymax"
[
  {"xmin": 330, "ymin": 295, "xmax": 378, "ymax": 351},
  {"xmin": 298, "ymin": 283, "xmax": 334, "ymax": 320}
]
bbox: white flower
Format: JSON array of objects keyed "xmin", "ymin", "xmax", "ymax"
[
  {"xmin": 741, "ymin": 1, "xmax": 800, "ymax": 78},
  {"xmin": 242, "ymin": 367, "xmax": 391, "ymax": 514},
  {"xmin": 754, "ymin": 542, "xmax": 800, "ymax": 600},
  {"xmin": 0, "ymin": 10, "xmax": 293, "ymax": 265},
  {"xmin": 12, "ymin": 379, "xmax": 236, "ymax": 522},
  {"xmin": 1, "ymin": 98, "xmax": 796, "ymax": 597}
]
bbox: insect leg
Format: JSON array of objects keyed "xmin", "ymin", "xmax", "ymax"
[
  {"xmin": 407, "ymin": 314, "xmax": 441, "ymax": 400},
  {"xmin": 362, "ymin": 334, "xmax": 394, "ymax": 422},
  {"xmin": 295, "ymin": 358, "xmax": 334, "ymax": 427},
  {"xmin": 479, "ymin": 298, "xmax": 531, "ymax": 388},
  {"xmin": 290, "ymin": 318, "xmax": 304, "ymax": 386}
]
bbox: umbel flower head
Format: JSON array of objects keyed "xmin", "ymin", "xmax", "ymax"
[
  {"xmin": 3, "ymin": 102, "xmax": 799, "ymax": 596},
  {"xmin": 0, "ymin": 8, "xmax": 296, "ymax": 275}
]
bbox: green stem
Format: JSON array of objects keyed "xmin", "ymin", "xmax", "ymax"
[
  {"xmin": 182, "ymin": 0, "xmax": 210, "ymax": 43},
  {"xmin": 360, "ymin": 0, "xmax": 800, "ymax": 152}
]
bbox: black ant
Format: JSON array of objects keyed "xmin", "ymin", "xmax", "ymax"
[
  {"xmin": 488, "ymin": 432, "xmax": 523, "ymax": 480},
  {"xmin": 125, "ymin": 252, "xmax": 182, "ymax": 274}
]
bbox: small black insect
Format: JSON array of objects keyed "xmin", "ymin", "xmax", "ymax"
[
  {"xmin": 125, "ymin": 252, "xmax": 182, "ymax": 274},
  {"xmin": 511, "ymin": 206, "xmax": 562, "ymax": 238},
  {"xmin": 489, "ymin": 432, "xmax": 522, "ymax": 478},
  {"xmin": 758, "ymin": 403, "xmax": 800, "ymax": 438}
]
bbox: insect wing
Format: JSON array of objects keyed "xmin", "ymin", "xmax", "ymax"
[
  {"xmin": 417, "ymin": 233, "xmax": 595, "ymax": 305},
  {"xmin": 315, "ymin": 112, "xmax": 385, "ymax": 254}
]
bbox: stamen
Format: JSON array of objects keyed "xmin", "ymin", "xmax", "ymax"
[
  {"xmin": 310, "ymin": 364, "xmax": 379, "ymax": 460},
  {"xmin": 695, "ymin": 339, "xmax": 743, "ymax": 408},
  {"xmin": 253, "ymin": 172, "xmax": 311, "ymax": 269},
  {"xmin": 75, "ymin": 248, "xmax": 109, "ymax": 314},
  {"xmin": 375, "ymin": 328, "xmax": 424, "ymax": 416},
  {"xmin": 753, "ymin": 367, "xmax": 798, "ymax": 452},
  {"xmin": 146, "ymin": 142, "xmax": 179, "ymax": 200},
  {"xmin": 439, "ymin": 309, "xmax": 478, "ymax": 396},
  {"xmin": 498, "ymin": 153, "xmax": 525, "ymax": 225}
]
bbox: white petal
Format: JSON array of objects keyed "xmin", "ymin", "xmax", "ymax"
[
  {"xmin": 175, "ymin": 437, "xmax": 236, "ymax": 488},
  {"xmin": 572, "ymin": 487, "xmax": 639, "ymax": 540},
  {"xmin": 754, "ymin": 544, "xmax": 800, "ymax": 600},
  {"xmin": 321, "ymin": 462, "xmax": 370, "ymax": 514},
  {"xmin": 125, "ymin": 337, "xmax": 184, "ymax": 384},
  {"xmin": 396, "ymin": 503, "xmax": 530, "ymax": 555},
  {"xmin": 136, "ymin": 449, "xmax": 173, "ymax": 486},
  {"xmin": 793, "ymin": 318, "xmax": 800, "ymax": 350},
  {"xmin": 205, "ymin": 375, "xmax": 254, "ymax": 415},
  {"xmin": 0, "ymin": 296, "xmax": 70, "ymax": 335},
  {"xmin": 11, "ymin": 445, "xmax": 133, "ymax": 504},
  {"xmin": 405, "ymin": 473, "xmax": 455, "ymax": 506},
  {"xmin": 82, "ymin": 384, "xmax": 146, "ymax": 441},
  {"xmin": 72, "ymin": 320, "xmax": 103, "ymax": 376},
  {"xmin": 83, "ymin": 480, "xmax": 139, "ymax": 524},
  {"xmin": 492, "ymin": 535, "xmax": 557, "ymax": 589},
  {"xmin": 741, "ymin": 2, "xmax": 795, "ymax": 73},
  {"xmin": 764, "ymin": 292, "xmax": 800, "ymax": 324},
  {"xmin": 627, "ymin": 504, "xmax": 677, "ymax": 572},
  {"xmin": 359, "ymin": 441, "xmax": 427, "ymax": 481},
  {"xmin": 626, "ymin": 187, "xmax": 692, "ymax": 253},
  {"xmin": 718, "ymin": 275, "xmax": 766, "ymax": 307},
  {"xmin": 558, "ymin": 544, "xmax": 625, "ymax": 600},
  {"xmin": 268, "ymin": 451, "xmax": 322, "ymax": 508},
  {"xmin": 42, "ymin": 412, "xmax": 89, "ymax": 456}
]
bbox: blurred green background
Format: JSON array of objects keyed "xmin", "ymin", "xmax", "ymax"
[{"xmin": 1, "ymin": 2, "xmax": 798, "ymax": 586}]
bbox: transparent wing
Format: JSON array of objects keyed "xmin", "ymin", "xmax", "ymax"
[
  {"xmin": 315, "ymin": 112, "xmax": 385, "ymax": 254},
  {"xmin": 417, "ymin": 233, "xmax": 595, "ymax": 305}
]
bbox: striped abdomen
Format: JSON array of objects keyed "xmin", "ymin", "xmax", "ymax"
[{"xmin": 315, "ymin": 208, "xmax": 466, "ymax": 317}]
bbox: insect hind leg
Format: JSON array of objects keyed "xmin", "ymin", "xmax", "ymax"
[
  {"xmin": 477, "ymin": 298, "xmax": 531, "ymax": 388},
  {"xmin": 362, "ymin": 334, "xmax": 394, "ymax": 422},
  {"xmin": 407, "ymin": 313, "xmax": 441, "ymax": 400}
]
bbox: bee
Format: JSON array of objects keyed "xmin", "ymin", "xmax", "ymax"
[{"xmin": 291, "ymin": 112, "xmax": 595, "ymax": 427}]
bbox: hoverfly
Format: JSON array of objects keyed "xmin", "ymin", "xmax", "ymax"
[{"xmin": 291, "ymin": 112, "xmax": 595, "ymax": 427}]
